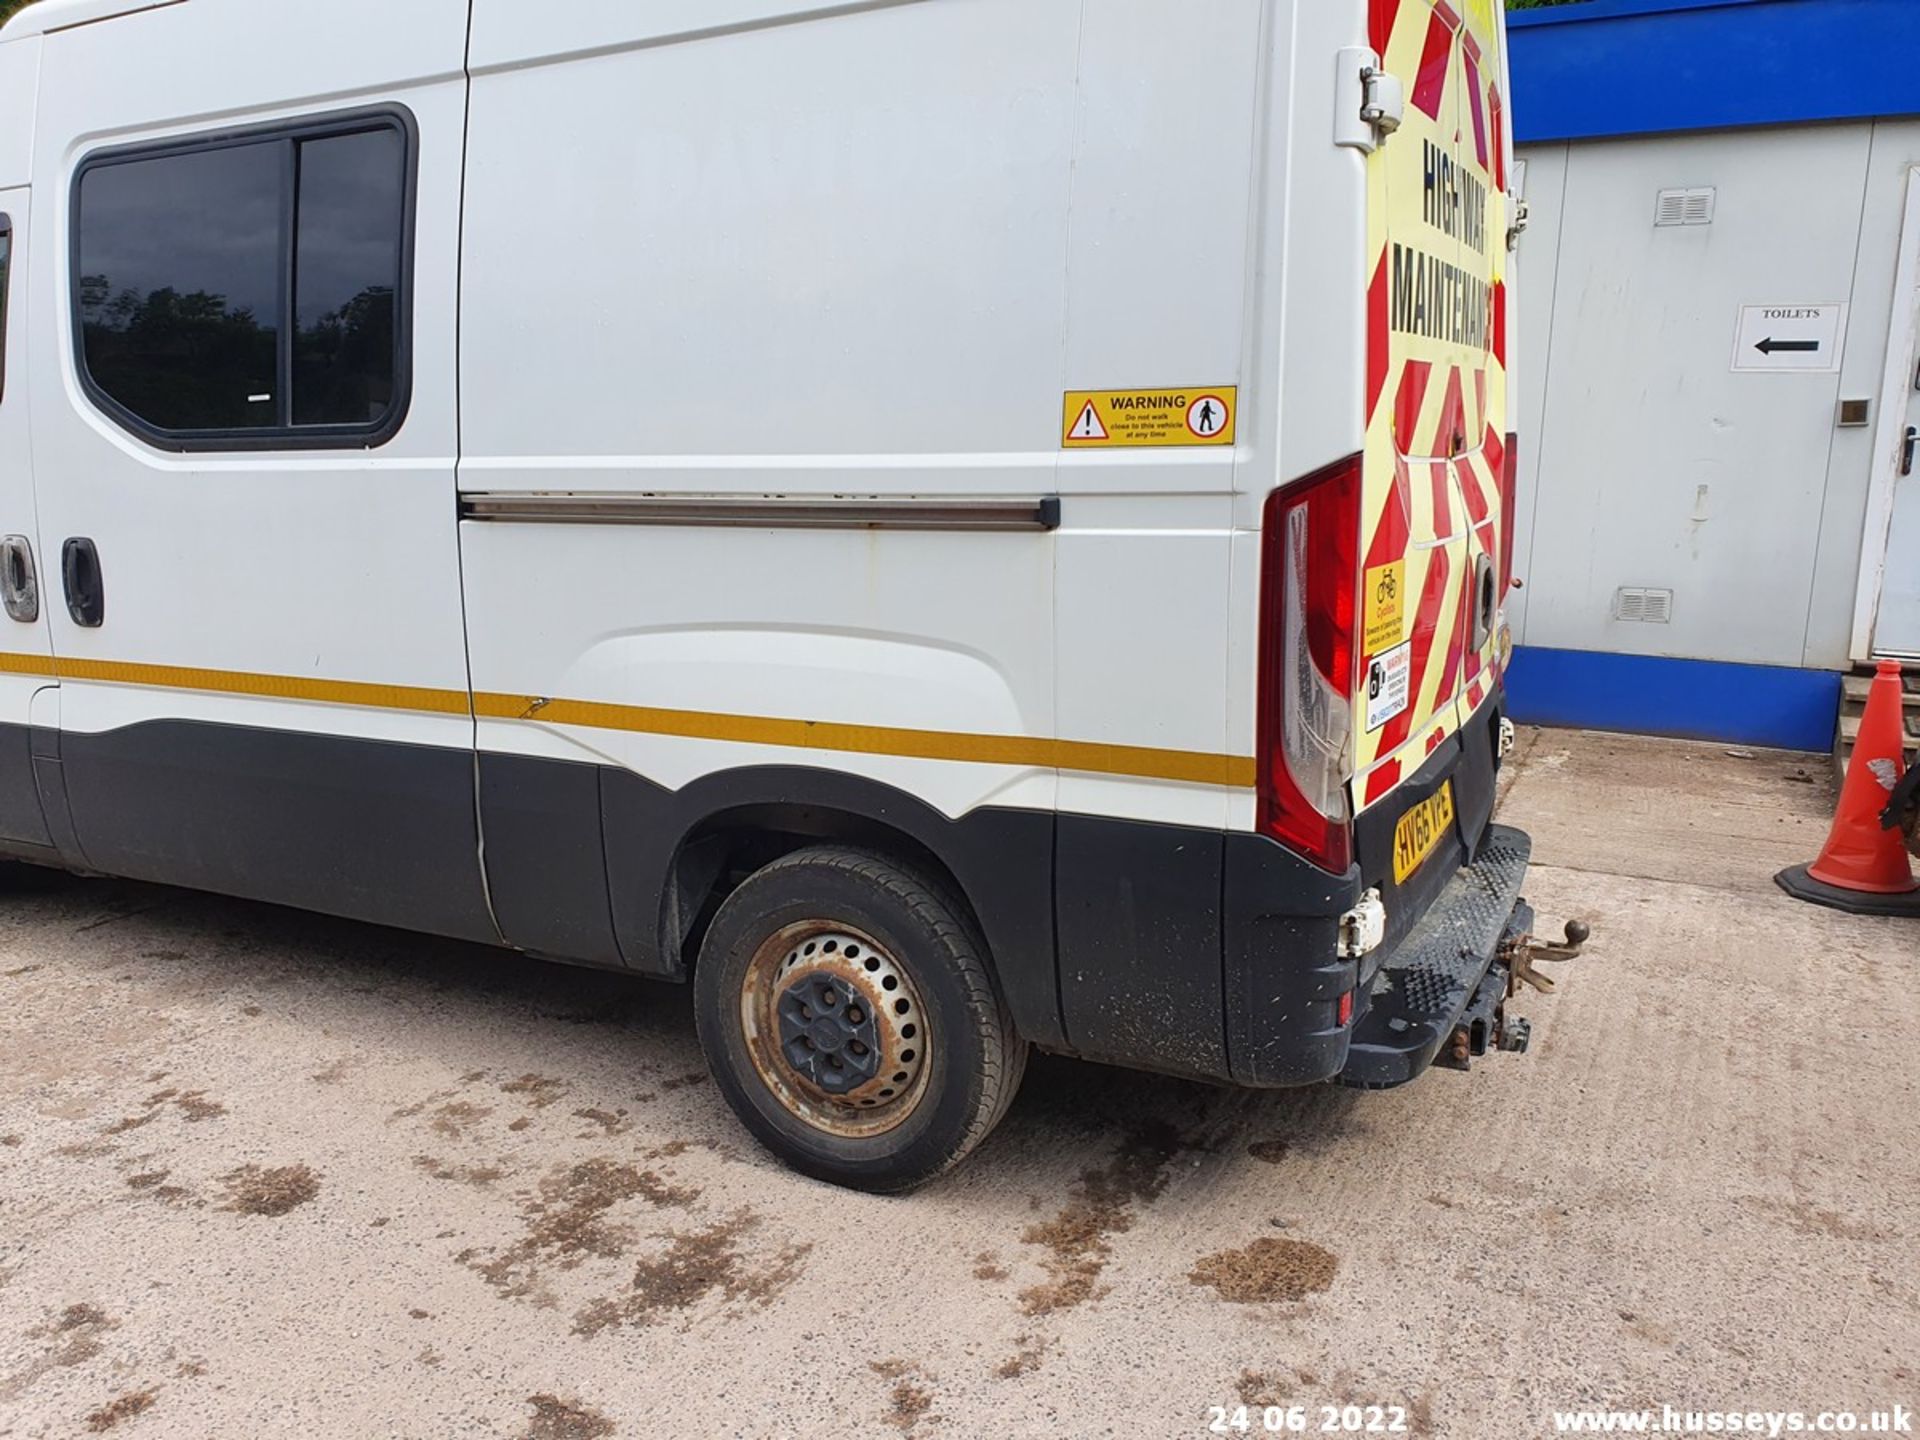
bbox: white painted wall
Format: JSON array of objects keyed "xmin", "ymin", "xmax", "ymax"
[{"xmin": 1511, "ymin": 120, "xmax": 1920, "ymax": 670}]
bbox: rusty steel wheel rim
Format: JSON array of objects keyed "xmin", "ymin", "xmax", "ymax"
[{"xmin": 739, "ymin": 921, "xmax": 931, "ymax": 1139}]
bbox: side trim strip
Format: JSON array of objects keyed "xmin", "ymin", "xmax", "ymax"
[
  {"xmin": 0, "ymin": 652, "xmax": 470, "ymax": 715},
  {"xmin": 457, "ymin": 493, "xmax": 1063, "ymax": 532},
  {"xmin": 0, "ymin": 651, "xmax": 1255, "ymax": 788},
  {"xmin": 469, "ymin": 691, "xmax": 1255, "ymax": 787}
]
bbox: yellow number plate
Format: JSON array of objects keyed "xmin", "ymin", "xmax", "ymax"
[{"xmin": 1392, "ymin": 781, "xmax": 1457, "ymax": 885}]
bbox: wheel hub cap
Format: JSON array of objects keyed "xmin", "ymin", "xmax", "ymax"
[
  {"xmin": 777, "ymin": 970, "xmax": 879, "ymax": 1094},
  {"xmin": 742, "ymin": 925, "xmax": 930, "ymax": 1135}
]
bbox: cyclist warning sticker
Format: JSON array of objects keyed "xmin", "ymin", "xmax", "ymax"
[
  {"xmin": 1364, "ymin": 560, "xmax": 1406, "ymax": 653},
  {"xmin": 1063, "ymin": 387, "xmax": 1237, "ymax": 448}
]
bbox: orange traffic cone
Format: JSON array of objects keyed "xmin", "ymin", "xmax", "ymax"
[{"xmin": 1777, "ymin": 660, "xmax": 1920, "ymax": 916}]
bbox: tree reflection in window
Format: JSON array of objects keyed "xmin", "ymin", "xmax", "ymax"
[{"xmin": 75, "ymin": 120, "xmax": 406, "ymax": 440}]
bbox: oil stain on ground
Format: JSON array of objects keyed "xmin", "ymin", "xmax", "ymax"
[
  {"xmin": 84, "ymin": 1388, "xmax": 156, "ymax": 1432},
  {"xmin": 501, "ymin": 1074, "xmax": 571, "ymax": 1109},
  {"xmin": 125, "ymin": 1170, "xmax": 195, "ymax": 1206},
  {"xmin": 1237, "ymin": 1369, "xmax": 1294, "ymax": 1407},
  {"xmin": 1189, "ymin": 1238, "xmax": 1338, "ymax": 1303},
  {"xmin": 1016, "ymin": 1121, "xmax": 1190, "ymax": 1316},
  {"xmin": 1, "ymin": 1305, "xmax": 115, "ymax": 1407},
  {"xmin": 522, "ymin": 1392, "xmax": 614, "ymax": 1440},
  {"xmin": 572, "ymin": 1108, "xmax": 630, "ymax": 1138},
  {"xmin": 994, "ymin": 1334, "xmax": 1050, "ymax": 1380},
  {"xmin": 870, "ymin": 1360, "xmax": 936, "ymax": 1434},
  {"xmin": 429, "ymin": 1101, "xmax": 493, "ymax": 1138},
  {"xmin": 471, "ymin": 1159, "xmax": 700, "ymax": 1300},
  {"xmin": 413, "ymin": 1155, "xmax": 507, "ymax": 1189},
  {"xmin": 219, "ymin": 1164, "xmax": 321, "ymax": 1217},
  {"xmin": 572, "ymin": 1209, "xmax": 811, "ymax": 1337},
  {"xmin": 102, "ymin": 1087, "xmax": 226, "ymax": 1135}
]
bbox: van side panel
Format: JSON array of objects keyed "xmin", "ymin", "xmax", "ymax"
[
  {"xmin": 459, "ymin": 0, "xmax": 1276, "ymax": 1065},
  {"xmin": 459, "ymin": 0, "xmax": 1072, "ymax": 1026}
]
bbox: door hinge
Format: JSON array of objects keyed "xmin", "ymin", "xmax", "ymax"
[
  {"xmin": 1507, "ymin": 196, "xmax": 1531, "ymax": 252},
  {"xmin": 1335, "ymin": 47, "xmax": 1404, "ymax": 155}
]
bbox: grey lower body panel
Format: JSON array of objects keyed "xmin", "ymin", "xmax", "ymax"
[
  {"xmin": 29, "ymin": 720, "xmax": 501, "ymax": 946},
  {"xmin": 1338, "ymin": 824, "xmax": 1532, "ymax": 1089}
]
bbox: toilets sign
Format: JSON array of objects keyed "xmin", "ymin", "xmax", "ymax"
[{"xmin": 1732, "ymin": 304, "xmax": 1847, "ymax": 373}]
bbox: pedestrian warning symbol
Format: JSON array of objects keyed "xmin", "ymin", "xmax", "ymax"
[
  {"xmin": 1186, "ymin": 394, "xmax": 1228, "ymax": 439},
  {"xmin": 1062, "ymin": 386, "xmax": 1237, "ymax": 448}
]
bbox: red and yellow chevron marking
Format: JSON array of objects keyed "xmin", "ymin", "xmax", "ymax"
[{"xmin": 1356, "ymin": 0, "xmax": 1510, "ymax": 809}]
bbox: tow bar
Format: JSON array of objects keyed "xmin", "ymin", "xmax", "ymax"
[
  {"xmin": 1436, "ymin": 917, "xmax": 1591, "ymax": 1072},
  {"xmin": 1502, "ymin": 919, "xmax": 1591, "ymax": 995}
]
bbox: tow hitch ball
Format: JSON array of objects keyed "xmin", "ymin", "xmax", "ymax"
[
  {"xmin": 1501, "ymin": 919, "xmax": 1591, "ymax": 995},
  {"xmin": 1442, "ymin": 920, "xmax": 1591, "ymax": 1070}
]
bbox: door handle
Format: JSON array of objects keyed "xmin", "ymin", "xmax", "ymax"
[
  {"xmin": 0, "ymin": 535, "xmax": 37, "ymax": 623},
  {"xmin": 1904, "ymin": 425, "xmax": 1918, "ymax": 478},
  {"xmin": 61, "ymin": 537, "xmax": 104, "ymax": 628}
]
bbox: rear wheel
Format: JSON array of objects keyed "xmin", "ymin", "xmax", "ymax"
[{"xmin": 692, "ymin": 845, "xmax": 1026, "ymax": 1193}]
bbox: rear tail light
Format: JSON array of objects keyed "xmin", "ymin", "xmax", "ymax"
[
  {"xmin": 1498, "ymin": 432, "xmax": 1519, "ymax": 598},
  {"xmin": 1257, "ymin": 453, "xmax": 1362, "ymax": 874}
]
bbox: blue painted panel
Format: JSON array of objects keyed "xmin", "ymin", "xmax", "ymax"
[
  {"xmin": 1510, "ymin": 0, "xmax": 1920, "ymax": 143},
  {"xmin": 1505, "ymin": 646, "xmax": 1841, "ymax": 752}
]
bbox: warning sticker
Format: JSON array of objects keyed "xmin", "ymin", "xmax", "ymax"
[
  {"xmin": 1062, "ymin": 387, "xmax": 1237, "ymax": 448},
  {"xmin": 1364, "ymin": 560, "xmax": 1406, "ymax": 654},
  {"xmin": 1365, "ymin": 641, "xmax": 1412, "ymax": 733}
]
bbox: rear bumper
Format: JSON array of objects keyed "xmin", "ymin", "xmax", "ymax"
[
  {"xmin": 1338, "ymin": 825, "xmax": 1531, "ymax": 1088},
  {"xmin": 1219, "ymin": 696, "xmax": 1520, "ymax": 1087},
  {"xmin": 1050, "ymin": 696, "xmax": 1526, "ymax": 1090}
]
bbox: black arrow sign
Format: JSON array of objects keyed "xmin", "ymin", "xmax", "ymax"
[{"xmin": 1755, "ymin": 337, "xmax": 1820, "ymax": 355}]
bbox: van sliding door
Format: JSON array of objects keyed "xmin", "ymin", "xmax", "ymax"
[{"xmin": 31, "ymin": 0, "xmax": 493, "ymax": 939}]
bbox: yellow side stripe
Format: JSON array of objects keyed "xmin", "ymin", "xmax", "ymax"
[
  {"xmin": 0, "ymin": 651, "xmax": 1256, "ymax": 789},
  {"xmin": 0, "ymin": 652, "xmax": 472, "ymax": 716},
  {"xmin": 470, "ymin": 691, "xmax": 1256, "ymax": 787}
]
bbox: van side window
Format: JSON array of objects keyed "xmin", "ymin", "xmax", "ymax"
[
  {"xmin": 0, "ymin": 216, "xmax": 11, "ymax": 404},
  {"xmin": 73, "ymin": 113, "xmax": 410, "ymax": 447},
  {"xmin": 292, "ymin": 128, "xmax": 405, "ymax": 427}
]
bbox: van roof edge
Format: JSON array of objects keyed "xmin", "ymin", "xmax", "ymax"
[{"xmin": 1, "ymin": 0, "xmax": 185, "ymax": 43}]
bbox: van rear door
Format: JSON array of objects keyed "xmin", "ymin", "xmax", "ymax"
[
  {"xmin": 1451, "ymin": 0, "xmax": 1514, "ymax": 724},
  {"xmin": 1356, "ymin": 0, "xmax": 1505, "ymax": 813}
]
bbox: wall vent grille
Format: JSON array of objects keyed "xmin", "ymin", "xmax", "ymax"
[
  {"xmin": 1654, "ymin": 187, "xmax": 1715, "ymax": 226},
  {"xmin": 1614, "ymin": 587, "xmax": 1675, "ymax": 624}
]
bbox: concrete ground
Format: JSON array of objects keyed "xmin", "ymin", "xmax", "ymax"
[{"xmin": 0, "ymin": 729, "xmax": 1915, "ymax": 1440}]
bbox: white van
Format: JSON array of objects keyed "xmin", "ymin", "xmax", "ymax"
[{"xmin": 0, "ymin": 0, "xmax": 1531, "ymax": 1191}]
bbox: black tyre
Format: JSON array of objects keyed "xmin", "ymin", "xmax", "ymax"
[{"xmin": 692, "ymin": 845, "xmax": 1026, "ymax": 1193}]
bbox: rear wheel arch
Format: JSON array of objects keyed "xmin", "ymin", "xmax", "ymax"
[
  {"xmin": 605, "ymin": 764, "xmax": 1061, "ymax": 1050},
  {"xmin": 663, "ymin": 804, "xmax": 997, "ymax": 987},
  {"xmin": 651, "ymin": 771, "xmax": 997, "ymax": 981}
]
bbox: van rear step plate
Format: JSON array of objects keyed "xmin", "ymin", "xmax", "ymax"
[{"xmin": 1339, "ymin": 825, "xmax": 1532, "ymax": 1090}]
